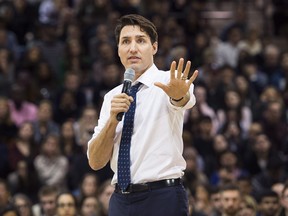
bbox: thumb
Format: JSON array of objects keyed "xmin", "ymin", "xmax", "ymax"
[{"xmin": 154, "ymin": 82, "xmax": 168, "ymax": 92}]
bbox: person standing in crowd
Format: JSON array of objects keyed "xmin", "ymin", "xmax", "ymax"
[{"xmin": 87, "ymin": 14, "xmax": 198, "ymax": 216}]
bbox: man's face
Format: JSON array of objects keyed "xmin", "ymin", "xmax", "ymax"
[
  {"xmin": 220, "ymin": 190, "xmax": 241, "ymax": 215},
  {"xmin": 210, "ymin": 192, "xmax": 222, "ymax": 212},
  {"xmin": 260, "ymin": 197, "xmax": 280, "ymax": 216},
  {"xmin": 118, "ymin": 25, "xmax": 157, "ymax": 76},
  {"xmin": 40, "ymin": 194, "xmax": 57, "ymax": 216}
]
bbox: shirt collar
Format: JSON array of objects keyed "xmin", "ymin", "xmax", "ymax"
[{"xmin": 135, "ymin": 64, "xmax": 158, "ymax": 88}]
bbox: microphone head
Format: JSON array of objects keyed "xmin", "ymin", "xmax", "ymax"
[{"xmin": 124, "ymin": 68, "xmax": 135, "ymax": 82}]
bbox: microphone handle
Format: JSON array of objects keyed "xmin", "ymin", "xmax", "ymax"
[
  {"xmin": 116, "ymin": 80, "xmax": 132, "ymax": 121},
  {"xmin": 116, "ymin": 112, "xmax": 124, "ymax": 121}
]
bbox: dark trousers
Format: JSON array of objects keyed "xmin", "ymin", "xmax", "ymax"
[{"xmin": 109, "ymin": 184, "xmax": 188, "ymax": 216}]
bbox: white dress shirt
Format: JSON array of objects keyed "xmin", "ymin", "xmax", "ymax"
[{"xmin": 88, "ymin": 64, "xmax": 196, "ymax": 184}]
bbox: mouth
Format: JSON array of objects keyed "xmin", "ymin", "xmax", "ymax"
[{"xmin": 128, "ymin": 56, "xmax": 140, "ymax": 61}]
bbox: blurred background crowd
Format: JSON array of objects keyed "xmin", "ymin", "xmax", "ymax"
[{"xmin": 0, "ymin": 0, "xmax": 288, "ymax": 215}]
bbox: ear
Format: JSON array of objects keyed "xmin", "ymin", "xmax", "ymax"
[{"xmin": 152, "ymin": 42, "xmax": 158, "ymax": 55}]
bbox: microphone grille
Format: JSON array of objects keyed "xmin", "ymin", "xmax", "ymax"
[{"xmin": 124, "ymin": 68, "xmax": 135, "ymax": 81}]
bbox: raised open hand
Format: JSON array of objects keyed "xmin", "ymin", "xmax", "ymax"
[{"xmin": 154, "ymin": 58, "xmax": 198, "ymax": 100}]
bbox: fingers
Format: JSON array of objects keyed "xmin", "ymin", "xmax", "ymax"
[
  {"xmin": 111, "ymin": 94, "xmax": 133, "ymax": 115},
  {"xmin": 171, "ymin": 58, "xmax": 191, "ymax": 80},
  {"xmin": 182, "ymin": 61, "xmax": 191, "ymax": 79},
  {"xmin": 169, "ymin": 58, "xmax": 198, "ymax": 85},
  {"xmin": 154, "ymin": 82, "xmax": 168, "ymax": 93},
  {"xmin": 170, "ymin": 61, "xmax": 176, "ymax": 81},
  {"xmin": 176, "ymin": 58, "xmax": 184, "ymax": 79},
  {"xmin": 187, "ymin": 70, "xmax": 199, "ymax": 86}
]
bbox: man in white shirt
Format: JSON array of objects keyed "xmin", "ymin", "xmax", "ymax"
[{"xmin": 87, "ymin": 14, "xmax": 198, "ymax": 216}]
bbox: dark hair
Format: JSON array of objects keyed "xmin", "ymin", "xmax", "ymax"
[
  {"xmin": 220, "ymin": 183, "xmax": 241, "ymax": 193},
  {"xmin": 257, "ymin": 190, "xmax": 278, "ymax": 203},
  {"xmin": 38, "ymin": 185, "xmax": 59, "ymax": 198},
  {"xmin": 209, "ymin": 185, "xmax": 220, "ymax": 196},
  {"xmin": 114, "ymin": 14, "xmax": 158, "ymax": 44},
  {"xmin": 56, "ymin": 192, "xmax": 78, "ymax": 208}
]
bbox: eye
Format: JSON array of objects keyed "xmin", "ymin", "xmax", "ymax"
[
  {"xmin": 137, "ymin": 38, "xmax": 146, "ymax": 44},
  {"xmin": 121, "ymin": 39, "xmax": 129, "ymax": 44}
]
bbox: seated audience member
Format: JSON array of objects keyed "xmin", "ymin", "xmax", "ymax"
[
  {"xmin": 8, "ymin": 83, "xmax": 38, "ymax": 127},
  {"xmin": 34, "ymin": 134, "xmax": 68, "ymax": 190},
  {"xmin": 91, "ymin": 62, "xmax": 122, "ymax": 111},
  {"xmin": 236, "ymin": 175, "xmax": 253, "ymax": 197},
  {"xmin": 73, "ymin": 173, "xmax": 99, "ymax": 203},
  {"xmin": 217, "ymin": 88, "xmax": 252, "ymax": 138},
  {"xmin": 33, "ymin": 99, "xmax": 60, "ymax": 145},
  {"xmin": 209, "ymin": 186, "xmax": 222, "ymax": 216},
  {"xmin": 80, "ymin": 195, "xmax": 100, "ymax": 216},
  {"xmin": 12, "ymin": 193, "xmax": 33, "ymax": 216},
  {"xmin": 256, "ymin": 190, "xmax": 280, "ymax": 216},
  {"xmin": 194, "ymin": 84, "xmax": 219, "ymax": 135},
  {"xmin": 260, "ymin": 100, "xmax": 287, "ymax": 152},
  {"xmin": 210, "ymin": 150, "xmax": 248, "ymax": 187},
  {"xmin": 8, "ymin": 121, "xmax": 38, "ymax": 172},
  {"xmin": 219, "ymin": 184, "xmax": 242, "ymax": 216},
  {"xmin": 59, "ymin": 120, "xmax": 81, "ymax": 160},
  {"xmin": 193, "ymin": 183, "xmax": 212, "ymax": 215},
  {"xmin": 56, "ymin": 192, "xmax": 78, "ymax": 216},
  {"xmin": 251, "ymin": 154, "xmax": 288, "ymax": 196},
  {"xmin": 73, "ymin": 105, "xmax": 98, "ymax": 147},
  {"xmin": 97, "ymin": 180, "xmax": 114, "ymax": 216},
  {"xmin": 237, "ymin": 194, "xmax": 257, "ymax": 216},
  {"xmin": 205, "ymin": 134, "xmax": 229, "ymax": 178},
  {"xmin": 7, "ymin": 160, "xmax": 40, "ymax": 203},
  {"xmin": 53, "ymin": 72, "xmax": 87, "ymax": 125},
  {"xmin": 243, "ymin": 133, "xmax": 280, "ymax": 176},
  {"xmin": 32, "ymin": 185, "xmax": 58, "ymax": 216}
]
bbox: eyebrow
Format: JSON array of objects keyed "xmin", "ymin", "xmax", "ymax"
[{"xmin": 120, "ymin": 35, "xmax": 147, "ymax": 40}]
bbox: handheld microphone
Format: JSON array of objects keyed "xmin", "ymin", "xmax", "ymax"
[{"xmin": 116, "ymin": 68, "xmax": 135, "ymax": 121}]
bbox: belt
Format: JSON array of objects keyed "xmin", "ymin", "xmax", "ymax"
[{"xmin": 114, "ymin": 178, "xmax": 182, "ymax": 194}]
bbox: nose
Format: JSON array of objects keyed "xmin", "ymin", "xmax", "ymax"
[{"xmin": 129, "ymin": 41, "xmax": 137, "ymax": 53}]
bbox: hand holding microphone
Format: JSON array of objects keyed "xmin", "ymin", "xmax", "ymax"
[{"xmin": 116, "ymin": 68, "xmax": 135, "ymax": 121}]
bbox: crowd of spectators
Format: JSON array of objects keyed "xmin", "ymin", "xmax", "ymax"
[{"xmin": 0, "ymin": 0, "xmax": 288, "ymax": 215}]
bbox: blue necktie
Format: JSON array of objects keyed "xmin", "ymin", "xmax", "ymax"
[{"xmin": 117, "ymin": 82, "xmax": 142, "ymax": 191}]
